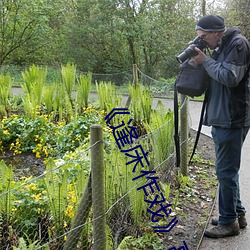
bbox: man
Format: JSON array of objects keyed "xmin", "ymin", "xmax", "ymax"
[{"xmin": 192, "ymin": 15, "xmax": 250, "ymax": 238}]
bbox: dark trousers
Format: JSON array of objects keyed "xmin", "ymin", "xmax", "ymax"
[{"xmin": 211, "ymin": 126, "xmax": 249, "ymax": 225}]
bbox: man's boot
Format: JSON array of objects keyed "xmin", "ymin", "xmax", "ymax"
[
  {"xmin": 211, "ymin": 214, "xmax": 247, "ymax": 229},
  {"xmin": 204, "ymin": 222, "xmax": 240, "ymax": 238}
]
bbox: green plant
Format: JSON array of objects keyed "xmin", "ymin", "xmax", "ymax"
[
  {"xmin": 52, "ymin": 82, "xmax": 66, "ymax": 121},
  {"xmin": 21, "ymin": 65, "xmax": 47, "ymax": 118},
  {"xmin": 173, "ymin": 190, "xmax": 180, "ymax": 209},
  {"xmin": 76, "ymin": 72, "xmax": 92, "ymax": 111},
  {"xmin": 0, "ymin": 109, "xmax": 100, "ymax": 158},
  {"xmin": 105, "ymin": 138, "xmax": 147, "ymax": 229},
  {"xmin": 43, "ymin": 159, "xmax": 69, "ymax": 224},
  {"xmin": 117, "ymin": 233, "xmax": 163, "ymax": 250},
  {"xmin": 129, "ymin": 83, "xmax": 152, "ymax": 124},
  {"xmin": 96, "ymin": 81, "xmax": 122, "ymax": 114},
  {"xmin": 13, "ymin": 233, "xmax": 49, "ymax": 250},
  {"xmin": 0, "ymin": 73, "xmax": 12, "ymax": 116},
  {"xmin": 161, "ymin": 182, "xmax": 171, "ymax": 200},
  {"xmin": 178, "ymin": 172, "xmax": 190, "ymax": 189},
  {"xmin": 145, "ymin": 100, "xmax": 174, "ymax": 166},
  {"xmin": 0, "ymin": 161, "xmax": 15, "ymax": 222},
  {"xmin": 43, "ymin": 84, "xmax": 55, "ymax": 114},
  {"xmin": 60, "ymin": 62, "xmax": 76, "ymax": 102},
  {"xmin": 12, "ymin": 176, "xmax": 49, "ymax": 241}
]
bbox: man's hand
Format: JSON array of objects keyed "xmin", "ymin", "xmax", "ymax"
[{"xmin": 192, "ymin": 47, "xmax": 207, "ymax": 64}]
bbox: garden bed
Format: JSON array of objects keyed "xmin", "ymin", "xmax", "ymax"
[{"xmin": 0, "ymin": 64, "xmax": 217, "ymax": 249}]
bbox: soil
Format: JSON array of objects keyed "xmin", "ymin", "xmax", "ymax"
[
  {"xmin": 0, "ymin": 152, "xmax": 45, "ymax": 180},
  {"xmin": 161, "ymin": 130, "xmax": 217, "ymax": 250}
]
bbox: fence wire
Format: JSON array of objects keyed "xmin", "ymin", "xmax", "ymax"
[{"xmin": 0, "ymin": 68, "xmax": 191, "ymax": 249}]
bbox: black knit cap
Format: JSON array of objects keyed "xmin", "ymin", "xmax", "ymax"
[{"xmin": 195, "ymin": 15, "xmax": 225, "ymax": 32}]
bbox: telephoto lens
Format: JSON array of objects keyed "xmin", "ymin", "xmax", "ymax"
[{"xmin": 176, "ymin": 36, "xmax": 208, "ymax": 63}]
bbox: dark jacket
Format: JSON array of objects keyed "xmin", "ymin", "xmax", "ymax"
[{"xmin": 203, "ymin": 26, "xmax": 250, "ymax": 128}]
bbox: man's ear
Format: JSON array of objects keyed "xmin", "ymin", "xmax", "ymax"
[{"xmin": 216, "ymin": 31, "xmax": 224, "ymax": 39}]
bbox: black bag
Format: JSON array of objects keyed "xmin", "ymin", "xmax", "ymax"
[
  {"xmin": 174, "ymin": 58, "xmax": 209, "ymax": 168},
  {"xmin": 175, "ymin": 58, "xmax": 209, "ymax": 97}
]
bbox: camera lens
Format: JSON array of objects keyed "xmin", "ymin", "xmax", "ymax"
[
  {"xmin": 176, "ymin": 37, "xmax": 208, "ymax": 63},
  {"xmin": 176, "ymin": 45, "xmax": 198, "ymax": 63}
]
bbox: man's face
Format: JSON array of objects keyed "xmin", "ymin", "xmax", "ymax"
[{"xmin": 196, "ymin": 30, "xmax": 222, "ymax": 49}]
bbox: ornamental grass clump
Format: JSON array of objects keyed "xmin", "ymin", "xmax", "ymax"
[
  {"xmin": 21, "ymin": 65, "xmax": 47, "ymax": 118},
  {"xmin": 145, "ymin": 100, "xmax": 174, "ymax": 167},
  {"xmin": 0, "ymin": 73, "xmax": 12, "ymax": 117},
  {"xmin": 76, "ymin": 72, "xmax": 92, "ymax": 112},
  {"xmin": 60, "ymin": 63, "xmax": 76, "ymax": 104},
  {"xmin": 96, "ymin": 81, "xmax": 122, "ymax": 113},
  {"xmin": 129, "ymin": 83, "xmax": 153, "ymax": 135}
]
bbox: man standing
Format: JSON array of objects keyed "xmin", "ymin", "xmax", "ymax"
[{"xmin": 192, "ymin": 15, "xmax": 250, "ymax": 238}]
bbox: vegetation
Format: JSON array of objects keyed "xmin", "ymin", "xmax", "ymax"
[
  {"xmin": 0, "ymin": 0, "xmax": 242, "ymax": 248},
  {"xmin": 0, "ymin": 0, "xmax": 246, "ymax": 81},
  {"xmin": 0, "ymin": 65, "xmax": 177, "ymax": 248}
]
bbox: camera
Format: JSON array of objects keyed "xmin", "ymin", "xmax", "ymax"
[{"xmin": 176, "ymin": 36, "xmax": 208, "ymax": 63}]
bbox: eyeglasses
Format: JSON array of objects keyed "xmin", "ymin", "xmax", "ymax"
[{"xmin": 199, "ymin": 32, "xmax": 214, "ymax": 40}]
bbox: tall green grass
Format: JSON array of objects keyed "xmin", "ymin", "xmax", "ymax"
[
  {"xmin": 0, "ymin": 73, "xmax": 12, "ymax": 116},
  {"xmin": 129, "ymin": 83, "xmax": 152, "ymax": 124},
  {"xmin": 96, "ymin": 81, "xmax": 122, "ymax": 113},
  {"xmin": 76, "ymin": 72, "xmax": 92, "ymax": 111},
  {"xmin": 21, "ymin": 65, "xmax": 47, "ymax": 118},
  {"xmin": 145, "ymin": 100, "xmax": 174, "ymax": 167}
]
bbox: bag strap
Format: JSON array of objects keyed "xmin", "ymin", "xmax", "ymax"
[
  {"xmin": 189, "ymin": 91, "xmax": 208, "ymax": 164},
  {"xmin": 174, "ymin": 80, "xmax": 208, "ymax": 168},
  {"xmin": 174, "ymin": 80, "xmax": 180, "ymax": 168}
]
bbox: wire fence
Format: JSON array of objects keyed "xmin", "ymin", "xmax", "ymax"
[
  {"xmin": 0, "ymin": 64, "xmax": 175, "ymax": 97},
  {"xmin": 0, "ymin": 66, "xmax": 190, "ymax": 249}
]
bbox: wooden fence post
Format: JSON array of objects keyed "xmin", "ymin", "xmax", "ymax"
[
  {"xmin": 91, "ymin": 124, "xmax": 106, "ymax": 250},
  {"xmin": 133, "ymin": 63, "xmax": 138, "ymax": 86},
  {"xmin": 125, "ymin": 64, "xmax": 138, "ymax": 108}
]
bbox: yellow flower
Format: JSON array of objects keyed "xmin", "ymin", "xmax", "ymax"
[
  {"xmin": 14, "ymin": 149, "xmax": 21, "ymax": 155},
  {"xmin": 26, "ymin": 183, "xmax": 37, "ymax": 191},
  {"xmin": 36, "ymin": 152, "xmax": 41, "ymax": 159},
  {"xmin": 65, "ymin": 205, "xmax": 74, "ymax": 218},
  {"xmin": 42, "ymin": 147, "xmax": 49, "ymax": 157},
  {"xmin": 71, "ymin": 195, "xmax": 76, "ymax": 204},
  {"xmin": 32, "ymin": 193, "xmax": 42, "ymax": 201},
  {"xmin": 100, "ymin": 110, "xmax": 106, "ymax": 115},
  {"xmin": 12, "ymin": 207, "xmax": 17, "ymax": 212},
  {"xmin": 3, "ymin": 130, "xmax": 9, "ymax": 135}
]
